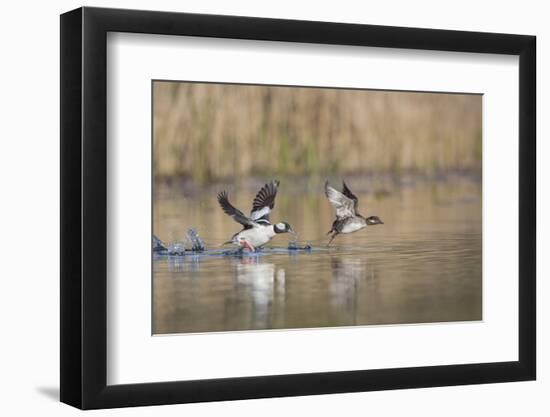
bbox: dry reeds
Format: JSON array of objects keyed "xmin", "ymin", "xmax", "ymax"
[{"xmin": 153, "ymin": 82, "xmax": 481, "ymax": 183}]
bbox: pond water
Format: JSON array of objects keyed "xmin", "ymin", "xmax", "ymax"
[{"xmin": 153, "ymin": 176, "xmax": 482, "ymax": 334}]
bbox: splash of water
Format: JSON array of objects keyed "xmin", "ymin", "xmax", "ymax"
[
  {"xmin": 287, "ymin": 231, "xmax": 299, "ymax": 248},
  {"xmin": 287, "ymin": 232, "xmax": 312, "ymax": 251},
  {"xmin": 168, "ymin": 241, "xmax": 186, "ymax": 256},
  {"xmin": 186, "ymin": 228, "xmax": 206, "ymax": 252},
  {"xmin": 287, "ymin": 240, "xmax": 298, "ymax": 250},
  {"xmin": 155, "ymin": 229, "xmax": 315, "ymax": 256},
  {"xmin": 153, "ymin": 235, "xmax": 168, "ymax": 252}
]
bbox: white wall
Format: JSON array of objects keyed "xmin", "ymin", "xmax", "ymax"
[{"xmin": 0, "ymin": 0, "xmax": 545, "ymax": 415}]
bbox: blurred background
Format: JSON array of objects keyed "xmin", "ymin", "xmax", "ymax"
[{"xmin": 153, "ymin": 81, "xmax": 481, "ymax": 184}]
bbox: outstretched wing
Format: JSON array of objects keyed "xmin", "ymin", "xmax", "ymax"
[
  {"xmin": 217, "ymin": 191, "xmax": 255, "ymax": 228},
  {"xmin": 325, "ymin": 181, "xmax": 356, "ymax": 219},
  {"xmin": 342, "ymin": 181, "xmax": 359, "ymax": 212},
  {"xmin": 250, "ymin": 180, "xmax": 280, "ymax": 223}
]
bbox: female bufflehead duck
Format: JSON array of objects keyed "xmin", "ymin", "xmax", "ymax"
[
  {"xmin": 325, "ymin": 180, "xmax": 383, "ymax": 245},
  {"xmin": 217, "ymin": 180, "xmax": 294, "ymax": 252}
]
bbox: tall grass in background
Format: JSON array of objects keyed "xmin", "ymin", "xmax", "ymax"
[{"xmin": 153, "ymin": 81, "xmax": 482, "ymax": 184}]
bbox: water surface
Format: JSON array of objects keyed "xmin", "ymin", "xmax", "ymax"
[{"xmin": 153, "ymin": 176, "xmax": 481, "ymax": 334}]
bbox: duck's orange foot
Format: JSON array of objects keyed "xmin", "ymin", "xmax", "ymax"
[{"xmin": 240, "ymin": 239, "xmax": 256, "ymax": 252}]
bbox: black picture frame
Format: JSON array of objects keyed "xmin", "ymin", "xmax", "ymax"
[{"xmin": 60, "ymin": 6, "xmax": 536, "ymax": 410}]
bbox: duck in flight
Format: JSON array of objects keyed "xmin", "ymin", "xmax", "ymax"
[
  {"xmin": 325, "ymin": 180, "xmax": 383, "ymax": 246},
  {"xmin": 217, "ymin": 180, "xmax": 294, "ymax": 252}
]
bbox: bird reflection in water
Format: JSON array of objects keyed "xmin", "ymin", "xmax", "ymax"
[
  {"xmin": 231, "ymin": 257, "xmax": 286, "ymax": 329},
  {"xmin": 329, "ymin": 256, "xmax": 377, "ymax": 325},
  {"xmin": 163, "ymin": 254, "xmax": 202, "ymax": 274}
]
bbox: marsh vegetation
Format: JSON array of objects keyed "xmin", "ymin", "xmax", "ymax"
[{"xmin": 153, "ymin": 82, "xmax": 481, "ymax": 184}]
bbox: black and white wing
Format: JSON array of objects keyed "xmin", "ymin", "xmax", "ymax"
[
  {"xmin": 325, "ymin": 181, "xmax": 356, "ymax": 219},
  {"xmin": 342, "ymin": 181, "xmax": 359, "ymax": 212},
  {"xmin": 250, "ymin": 180, "xmax": 280, "ymax": 223},
  {"xmin": 217, "ymin": 191, "xmax": 255, "ymax": 228}
]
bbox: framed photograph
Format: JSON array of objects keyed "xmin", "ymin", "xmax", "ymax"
[{"xmin": 60, "ymin": 6, "xmax": 536, "ymax": 409}]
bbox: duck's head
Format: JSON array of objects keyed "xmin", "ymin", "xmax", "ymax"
[
  {"xmin": 366, "ymin": 216, "xmax": 384, "ymax": 226},
  {"xmin": 274, "ymin": 222, "xmax": 294, "ymax": 234}
]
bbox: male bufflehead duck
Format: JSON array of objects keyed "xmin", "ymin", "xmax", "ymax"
[
  {"xmin": 217, "ymin": 180, "xmax": 294, "ymax": 252},
  {"xmin": 325, "ymin": 180, "xmax": 383, "ymax": 245}
]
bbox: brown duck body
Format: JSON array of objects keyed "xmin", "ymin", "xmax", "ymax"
[
  {"xmin": 328, "ymin": 216, "xmax": 367, "ymax": 235},
  {"xmin": 325, "ymin": 181, "xmax": 383, "ymax": 245}
]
